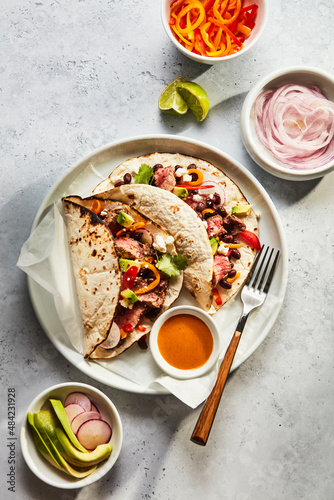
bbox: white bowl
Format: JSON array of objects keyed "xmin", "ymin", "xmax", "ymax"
[
  {"xmin": 149, "ymin": 306, "xmax": 221, "ymax": 380},
  {"xmin": 20, "ymin": 382, "xmax": 123, "ymax": 489},
  {"xmin": 240, "ymin": 66, "xmax": 334, "ymax": 181},
  {"xmin": 161, "ymin": 0, "xmax": 268, "ymax": 65}
]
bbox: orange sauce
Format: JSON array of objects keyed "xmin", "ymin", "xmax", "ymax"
[{"xmin": 157, "ymin": 314, "xmax": 213, "ymax": 370}]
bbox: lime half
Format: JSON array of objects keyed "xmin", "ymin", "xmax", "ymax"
[
  {"xmin": 176, "ymin": 81, "xmax": 210, "ymax": 122},
  {"xmin": 158, "ymin": 77, "xmax": 188, "ymax": 116}
]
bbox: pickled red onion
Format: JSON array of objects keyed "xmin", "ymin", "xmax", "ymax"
[{"xmin": 253, "ymin": 84, "xmax": 334, "ymax": 170}]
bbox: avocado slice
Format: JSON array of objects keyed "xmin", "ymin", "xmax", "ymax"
[
  {"xmin": 231, "ymin": 204, "xmax": 253, "ymax": 216},
  {"xmin": 119, "ymin": 258, "xmax": 141, "ymax": 272},
  {"xmin": 55, "ymin": 427, "xmax": 112, "ymax": 467},
  {"xmin": 173, "ymin": 186, "xmax": 188, "ymax": 198},
  {"xmin": 32, "ymin": 411, "xmax": 96, "ymax": 478},
  {"xmin": 121, "ymin": 289, "xmax": 139, "ymax": 304},
  {"xmin": 28, "ymin": 412, "xmax": 63, "ymax": 470},
  {"xmin": 49, "ymin": 399, "xmax": 87, "ymax": 452},
  {"xmin": 210, "ymin": 237, "xmax": 218, "ymax": 255},
  {"xmin": 117, "ymin": 211, "xmax": 134, "ymax": 227}
]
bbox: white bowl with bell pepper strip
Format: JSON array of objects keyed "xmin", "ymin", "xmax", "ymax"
[{"xmin": 161, "ymin": 0, "xmax": 269, "ymax": 65}]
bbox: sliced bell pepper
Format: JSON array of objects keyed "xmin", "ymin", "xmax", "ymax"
[
  {"xmin": 122, "ymin": 265, "xmax": 139, "ymax": 291},
  {"xmin": 213, "ymin": 287, "xmax": 222, "ymax": 306},
  {"xmin": 134, "ymin": 262, "xmax": 160, "ymax": 294},
  {"xmin": 238, "ymin": 230, "xmax": 261, "ymax": 251}
]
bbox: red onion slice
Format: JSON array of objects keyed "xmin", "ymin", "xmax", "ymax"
[
  {"xmin": 132, "ymin": 227, "xmax": 154, "ymax": 245},
  {"xmin": 253, "ymin": 84, "xmax": 334, "ymax": 170},
  {"xmin": 99, "ymin": 322, "xmax": 121, "ymax": 350},
  {"xmin": 197, "ymin": 180, "xmax": 226, "ymax": 205}
]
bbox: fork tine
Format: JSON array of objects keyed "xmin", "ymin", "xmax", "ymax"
[
  {"xmin": 252, "ymin": 246, "xmax": 269, "ymax": 289},
  {"xmin": 244, "ymin": 244, "xmax": 265, "ymax": 286},
  {"xmin": 263, "ymin": 249, "xmax": 280, "ymax": 294},
  {"xmin": 257, "ymin": 247, "xmax": 274, "ymax": 290}
]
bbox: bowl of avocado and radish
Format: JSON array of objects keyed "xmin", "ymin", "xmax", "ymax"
[{"xmin": 20, "ymin": 382, "xmax": 123, "ymax": 489}]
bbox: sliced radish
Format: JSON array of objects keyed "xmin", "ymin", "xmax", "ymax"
[
  {"xmin": 99, "ymin": 323, "xmax": 121, "ymax": 350},
  {"xmin": 132, "ymin": 227, "xmax": 153, "ymax": 245},
  {"xmin": 71, "ymin": 411, "xmax": 102, "ymax": 435},
  {"xmin": 64, "ymin": 403, "xmax": 86, "ymax": 424},
  {"xmin": 76, "ymin": 419, "xmax": 112, "ymax": 450},
  {"xmin": 198, "ymin": 180, "xmax": 226, "ymax": 206},
  {"xmin": 90, "ymin": 402, "xmax": 100, "ymax": 413},
  {"xmin": 64, "ymin": 392, "xmax": 92, "ymax": 412}
]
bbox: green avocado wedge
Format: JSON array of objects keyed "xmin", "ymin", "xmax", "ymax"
[
  {"xmin": 28, "ymin": 412, "xmax": 96, "ymax": 478},
  {"xmin": 49, "ymin": 399, "xmax": 87, "ymax": 452}
]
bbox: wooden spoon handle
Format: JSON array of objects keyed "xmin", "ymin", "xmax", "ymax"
[{"xmin": 191, "ymin": 329, "xmax": 243, "ymax": 446}]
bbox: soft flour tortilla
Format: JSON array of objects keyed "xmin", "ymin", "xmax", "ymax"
[
  {"xmin": 93, "ymin": 152, "xmax": 259, "ymax": 313},
  {"xmin": 62, "ymin": 199, "xmax": 122, "ymax": 358},
  {"xmin": 63, "ymin": 196, "xmax": 183, "ymax": 359}
]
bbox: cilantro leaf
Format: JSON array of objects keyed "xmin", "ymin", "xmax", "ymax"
[
  {"xmin": 172, "ymin": 253, "xmax": 188, "ymax": 270},
  {"xmin": 134, "ymin": 164, "xmax": 154, "ymax": 185},
  {"xmin": 156, "ymin": 253, "xmax": 188, "ymax": 277}
]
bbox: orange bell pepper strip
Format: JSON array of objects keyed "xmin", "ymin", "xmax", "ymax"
[
  {"xmin": 134, "ymin": 262, "xmax": 161, "ymax": 295},
  {"xmin": 175, "ymin": 2, "xmax": 206, "ymax": 35}
]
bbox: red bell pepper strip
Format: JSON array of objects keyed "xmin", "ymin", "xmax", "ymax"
[
  {"xmin": 238, "ymin": 230, "xmax": 261, "ymax": 251},
  {"xmin": 194, "ymin": 28, "xmax": 207, "ymax": 55},
  {"xmin": 222, "ymin": 23, "xmax": 242, "ymax": 47},
  {"xmin": 213, "ymin": 287, "xmax": 222, "ymax": 306},
  {"xmin": 122, "ymin": 265, "xmax": 139, "ymax": 291},
  {"xmin": 122, "ymin": 323, "xmax": 134, "ymax": 333}
]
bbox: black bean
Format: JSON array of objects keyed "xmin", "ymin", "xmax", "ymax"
[
  {"xmin": 220, "ymin": 279, "xmax": 232, "ymax": 290},
  {"xmin": 191, "ymin": 172, "xmax": 198, "ymax": 182},
  {"xmin": 228, "ymin": 269, "xmax": 237, "ymax": 278},
  {"xmin": 192, "ymin": 189, "xmax": 198, "ymax": 195},
  {"xmin": 154, "ymin": 163, "xmax": 163, "ymax": 171},
  {"xmin": 218, "ymin": 207, "xmax": 227, "ymax": 217},
  {"xmin": 196, "ymin": 202, "xmax": 205, "ymax": 213},
  {"xmin": 206, "ymin": 198, "xmax": 214, "ymax": 208},
  {"xmin": 114, "ymin": 180, "xmax": 125, "ymax": 187},
  {"xmin": 214, "ymin": 193, "xmax": 221, "ymax": 205},
  {"xmin": 222, "ymin": 234, "xmax": 233, "ymax": 243},
  {"xmin": 123, "ymin": 173, "xmax": 132, "ymax": 184},
  {"xmin": 230, "ymin": 248, "xmax": 241, "ymax": 259},
  {"xmin": 187, "ymin": 163, "xmax": 196, "ymax": 169},
  {"xmin": 147, "ymin": 277, "xmax": 155, "ymax": 284}
]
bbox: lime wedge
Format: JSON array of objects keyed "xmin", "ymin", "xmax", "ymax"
[
  {"xmin": 176, "ymin": 81, "xmax": 210, "ymax": 122},
  {"xmin": 158, "ymin": 77, "xmax": 189, "ymax": 116}
]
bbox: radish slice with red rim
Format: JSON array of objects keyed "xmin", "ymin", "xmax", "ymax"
[
  {"xmin": 76, "ymin": 419, "xmax": 112, "ymax": 450},
  {"xmin": 132, "ymin": 227, "xmax": 154, "ymax": 245},
  {"xmin": 64, "ymin": 392, "xmax": 92, "ymax": 412},
  {"xmin": 197, "ymin": 181, "xmax": 226, "ymax": 205},
  {"xmin": 64, "ymin": 403, "xmax": 86, "ymax": 424},
  {"xmin": 71, "ymin": 411, "xmax": 102, "ymax": 435},
  {"xmin": 90, "ymin": 402, "xmax": 100, "ymax": 413},
  {"xmin": 99, "ymin": 323, "xmax": 121, "ymax": 350}
]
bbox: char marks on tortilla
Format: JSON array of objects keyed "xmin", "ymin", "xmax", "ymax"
[{"xmin": 62, "ymin": 199, "xmax": 122, "ymax": 358}]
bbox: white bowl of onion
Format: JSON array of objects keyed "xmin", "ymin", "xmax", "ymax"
[
  {"xmin": 240, "ymin": 66, "xmax": 334, "ymax": 180},
  {"xmin": 20, "ymin": 382, "xmax": 123, "ymax": 489}
]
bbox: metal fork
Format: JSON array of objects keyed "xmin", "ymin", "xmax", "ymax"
[{"xmin": 191, "ymin": 245, "xmax": 280, "ymax": 446}]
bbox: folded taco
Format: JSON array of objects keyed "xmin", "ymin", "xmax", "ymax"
[
  {"xmin": 93, "ymin": 152, "xmax": 260, "ymax": 313},
  {"xmin": 62, "ymin": 196, "xmax": 184, "ymax": 359}
]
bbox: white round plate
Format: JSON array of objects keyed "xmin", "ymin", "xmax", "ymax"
[{"xmin": 28, "ymin": 134, "xmax": 288, "ymax": 395}]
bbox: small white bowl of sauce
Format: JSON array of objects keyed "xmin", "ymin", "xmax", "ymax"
[{"xmin": 149, "ymin": 306, "xmax": 221, "ymax": 380}]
